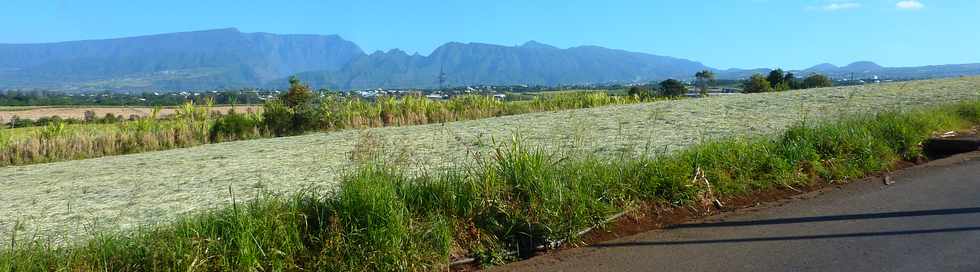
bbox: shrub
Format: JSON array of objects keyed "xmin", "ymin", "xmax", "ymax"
[
  {"xmin": 100, "ymin": 113, "xmax": 122, "ymax": 124},
  {"xmin": 210, "ymin": 109, "xmax": 263, "ymax": 141},
  {"xmin": 803, "ymin": 74, "xmax": 834, "ymax": 88},
  {"xmin": 84, "ymin": 110, "xmax": 97, "ymax": 122},
  {"xmin": 33, "ymin": 116, "xmax": 64, "ymax": 126},
  {"xmin": 262, "ymin": 99, "xmax": 295, "ymax": 136},
  {"xmin": 127, "ymin": 107, "xmax": 162, "ymax": 133},
  {"xmin": 35, "ymin": 121, "xmax": 69, "ymax": 140},
  {"xmin": 774, "ymin": 81, "xmax": 791, "ymax": 92},
  {"xmin": 658, "ymin": 79, "xmax": 687, "ymax": 97},
  {"xmin": 627, "ymin": 86, "xmax": 652, "ymax": 99},
  {"xmin": 291, "ymin": 103, "xmax": 322, "ymax": 133},
  {"xmin": 743, "ymin": 74, "xmax": 773, "ymax": 93},
  {"xmin": 7, "ymin": 115, "xmax": 34, "ymax": 128},
  {"xmin": 262, "ymin": 77, "xmax": 322, "ymax": 136},
  {"xmin": 284, "ymin": 76, "xmax": 315, "ymax": 108}
]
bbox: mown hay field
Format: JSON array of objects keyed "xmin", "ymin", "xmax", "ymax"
[{"xmin": 1, "ymin": 77, "xmax": 978, "ymax": 244}]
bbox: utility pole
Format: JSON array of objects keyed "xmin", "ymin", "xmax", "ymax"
[{"xmin": 438, "ymin": 64, "xmax": 447, "ymax": 91}]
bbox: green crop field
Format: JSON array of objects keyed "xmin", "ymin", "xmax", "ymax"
[
  {"xmin": 1, "ymin": 77, "xmax": 979, "ymax": 244},
  {"xmin": 1, "ymin": 123, "xmax": 121, "ymax": 141}
]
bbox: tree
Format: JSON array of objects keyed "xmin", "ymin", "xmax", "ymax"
[
  {"xmin": 627, "ymin": 85, "xmax": 651, "ymax": 99},
  {"xmin": 264, "ymin": 76, "xmax": 322, "ymax": 136},
  {"xmin": 774, "ymin": 81, "xmax": 791, "ymax": 92},
  {"xmin": 803, "ymin": 74, "xmax": 833, "ymax": 88},
  {"xmin": 742, "ymin": 74, "xmax": 772, "ymax": 93},
  {"xmin": 767, "ymin": 69, "xmax": 785, "ymax": 89},
  {"xmin": 658, "ymin": 79, "xmax": 687, "ymax": 97},
  {"xmin": 283, "ymin": 76, "xmax": 314, "ymax": 108},
  {"xmin": 784, "ymin": 72, "xmax": 799, "ymax": 89},
  {"xmin": 694, "ymin": 70, "xmax": 716, "ymax": 96}
]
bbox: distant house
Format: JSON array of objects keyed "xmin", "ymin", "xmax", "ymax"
[
  {"xmin": 685, "ymin": 87, "xmax": 742, "ymax": 97},
  {"xmin": 425, "ymin": 93, "xmax": 447, "ymax": 100},
  {"xmin": 493, "ymin": 93, "xmax": 507, "ymax": 100}
]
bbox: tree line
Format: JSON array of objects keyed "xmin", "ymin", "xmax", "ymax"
[
  {"xmin": 0, "ymin": 90, "xmax": 273, "ymax": 107},
  {"xmin": 628, "ymin": 69, "xmax": 834, "ymax": 98},
  {"xmin": 742, "ymin": 69, "xmax": 833, "ymax": 93}
]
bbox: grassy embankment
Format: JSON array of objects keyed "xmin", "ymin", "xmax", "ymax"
[
  {"xmin": 0, "ymin": 92, "xmax": 639, "ymax": 167},
  {"xmin": 3, "ymin": 99, "xmax": 979, "ymax": 271}
]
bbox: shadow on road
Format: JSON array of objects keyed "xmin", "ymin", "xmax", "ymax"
[
  {"xmin": 667, "ymin": 207, "xmax": 980, "ymax": 229},
  {"xmin": 593, "ymin": 207, "xmax": 980, "ymax": 248},
  {"xmin": 593, "ymin": 226, "xmax": 980, "ymax": 247}
]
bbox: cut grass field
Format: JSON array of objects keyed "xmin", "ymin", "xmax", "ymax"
[
  {"xmin": 4, "ymin": 95, "xmax": 980, "ymax": 271},
  {"xmin": 1, "ymin": 77, "xmax": 979, "ymax": 247}
]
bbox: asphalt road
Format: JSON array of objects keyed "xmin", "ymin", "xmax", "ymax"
[{"xmin": 495, "ymin": 152, "xmax": 980, "ymax": 272}]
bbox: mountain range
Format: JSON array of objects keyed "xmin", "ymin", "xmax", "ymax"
[{"xmin": 1, "ymin": 28, "xmax": 978, "ymax": 91}]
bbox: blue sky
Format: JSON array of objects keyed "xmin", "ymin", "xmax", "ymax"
[{"xmin": 1, "ymin": 0, "xmax": 977, "ymax": 70}]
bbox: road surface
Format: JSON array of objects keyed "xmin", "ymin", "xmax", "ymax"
[{"xmin": 495, "ymin": 152, "xmax": 980, "ymax": 272}]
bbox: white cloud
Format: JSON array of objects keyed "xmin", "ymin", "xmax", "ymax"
[
  {"xmin": 896, "ymin": 0, "xmax": 924, "ymax": 10},
  {"xmin": 822, "ymin": 2, "xmax": 861, "ymax": 11}
]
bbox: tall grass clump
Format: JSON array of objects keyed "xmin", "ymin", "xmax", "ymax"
[
  {"xmin": 1, "ymin": 194, "xmax": 319, "ymax": 271},
  {"xmin": 260, "ymin": 76, "xmax": 645, "ymax": 135},
  {"xmin": 0, "ymin": 101, "xmax": 273, "ymax": 166},
  {"xmin": 265, "ymin": 88, "xmax": 642, "ymax": 135},
  {"xmin": 5, "ymin": 100, "xmax": 978, "ymax": 269},
  {"xmin": 473, "ymin": 140, "xmax": 618, "ymax": 257},
  {"xmin": 957, "ymin": 101, "xmax": 980, "ymax": 123},
  {"xmin": 210, "ymin": 108, "xmax": 265, "ymax": 142},
  {"xmin": 0, "ymin": 102, "xmax": 214, "ymax": 167},
  {"xmin": 0, "ymin": 129, "xmax": 9, "ymax": 150},
  {"xmin": 319, "ymin": 165, "xmax": 453, "ymax": 271}
]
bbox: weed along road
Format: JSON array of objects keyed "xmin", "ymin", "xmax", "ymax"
[{"xmin": 495, "ymin": 152, "xmax": 980, "ymax": 272}]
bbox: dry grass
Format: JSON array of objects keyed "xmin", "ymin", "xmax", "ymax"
[
  {"xmin": 1, "ymin": 77, "xmax": 978, "ymax": 244},
  {"xmin": 0, "ymin": 106, "xmax": 47, "ymax": 112}
]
